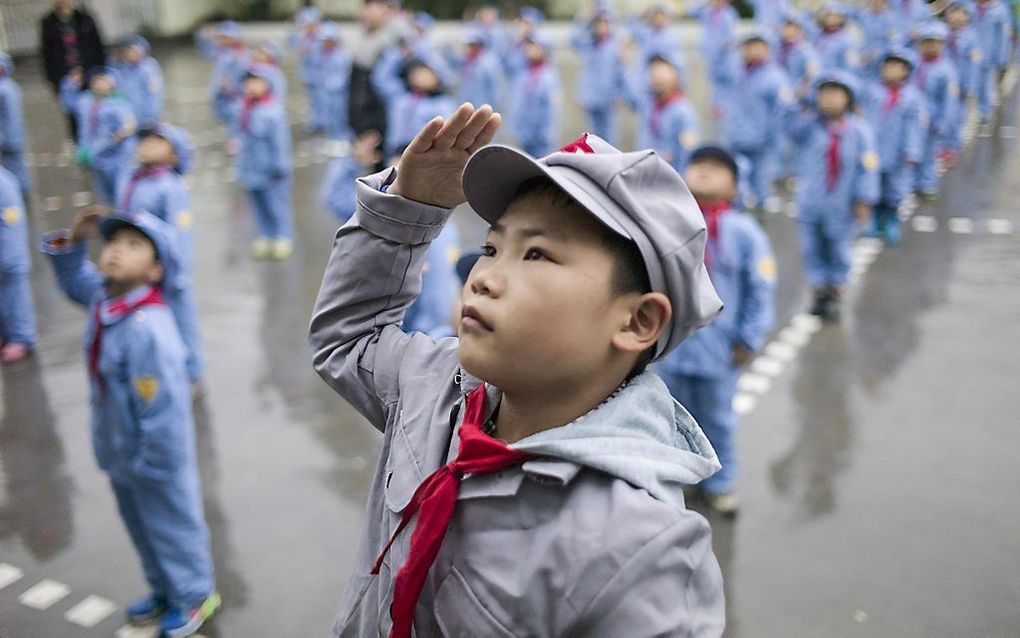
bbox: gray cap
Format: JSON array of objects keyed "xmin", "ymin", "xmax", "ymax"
[{"xmin": 462, "ymin": 133, "xmax": 723, "ymax": 360}]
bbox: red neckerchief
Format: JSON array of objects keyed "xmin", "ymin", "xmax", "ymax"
[
  {"xmin": 89, "ymin": 285, "xmax": 165, "ymax": 395},
  {"xmin": 558, "ymin": 133, "xmax": 595, "ymax": 153},
  {"xmin": 371, "ymin": 385, "xmax": 533, "ymax": 638},
  {"xmin": 650, "ymin": 91, "xmax": 683, "ymax": 136},
  {"xmin": 465, "ymin": 47, "xmax": 482, "ymax": 62},
  {"xmin": 527, "ymin": 60, "xmax": 545, "ymax": 93},
  {"xmin": 744, "ymin": 59, "xmax": 766, "ymax": 73},
  {"xmin": 882, "ymin": 82, "xmax": 903, "ymax": 113},
  {"xmin": 825, "ymin": 117, "xmax": 848, "ymax": 192},
  {"xmin": 119, "ymin": 164, "xmax": 170, "ymax": 212},
  {"xmin": 695, "ymin": 199, "xmax": 730, "ymax": 270},
  {"xmin": 240, "ymin": 93, "xmax": 273, "ymax": 132}
]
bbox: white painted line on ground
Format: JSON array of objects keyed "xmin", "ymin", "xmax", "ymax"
[
  {"xmin": 912, "ymin": 215, "xmax": 938, "ymax": 232},
  {"xmin": 71, "ymin": 191, "xmax": 92, "ymax": 208},
  {"xmin": 789, "ymin": 313, "xmax": 823, "ymax": 334},
  {"xmin": 987, "ymin": 218, "xmax": 1014, "ymax": 235},
  {"xmin": 737, "ymin": 372, "xmax": 772, "ymax": 395},
  {"xmin": 115, "ymin": 624, "xmax": 159, "ymax": 637},
  {"xmin": 44, "ymin": 196, "xmax": 61, "ymax": 212},
  {"xmin": 948, "ymin": 217, "xmax": 974, "ymax": 234},
  {"xmin": 778, "ymin": 326, "xmax": 813, "ymax": 348},
  {"xmin": 732, "ymin": 393, "xmax": 758, "ymax": 416},
  {"xmin": 65, "ymin": 594, "xmax": 118, "ymax": 627},
  {"xmin": 0, "ymin": 563, "xmax": 24, "ymax": 590},
  {"xmin": 750, "ymin": 356, "xmax": 785, "ymax": 378},
  {"xmin": 18, "ymin": 579, "xmax": 71, "ymax": 610},
  {"xmin": 764, "ymin": 341, "xmax": 799, "ymax": 362}
]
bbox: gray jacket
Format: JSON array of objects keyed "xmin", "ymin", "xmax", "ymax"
[{"xmin": 309, "ymin": 169, "xmax": 727, "ymax": 637}]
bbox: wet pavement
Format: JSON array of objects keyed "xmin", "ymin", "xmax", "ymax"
[{"xmin": 2, "ymin": 32, "xmax": 1019, "ymax": 638}]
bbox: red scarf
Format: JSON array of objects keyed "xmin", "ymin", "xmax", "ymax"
[
  {"xmin": 527, "ymin": 60, "xmax": 546, "ymax": 93},
  {"xmin": 882, "ymin": 82, "xmax": 902, "ymax": 113},
  {"xmin": 89, "ymin": 286, "xmax": 165, "ymax": 395},
  {"xmin": 826, "ymin": 119, "xmax": 847, "ymax": 192},
  {"xmin": 371, "ymin": 385, "xmax": 533, "ymax": 638},
  {"xmin": 119, "ymin": 165, "xmax": 170, "ymax": 212},
  {"xmin": 239, "ymin": 93, "xmax": 273, "ymax": 132},
  {"xmin": 650, "ymin": 91, "xmax": 683, "ymax": 136},
  {"xmin": 695, "ymin": 199, "xmax": 729, "ymax": 270}
]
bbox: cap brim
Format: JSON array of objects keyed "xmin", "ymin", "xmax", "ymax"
[
  {"xmin": 99, "ymin": 217, "xmax": 160, "ymax": 258},
  {"xmin": 462, "ymin": 145, "xmax": 632, "ymax": 239}
]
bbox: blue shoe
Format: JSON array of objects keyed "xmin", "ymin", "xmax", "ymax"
[
  {"xmin": 159, "ymin": 591, "xmax": 221, "ymax": 637},
  {"xmin": 126, "ymin": 593, "xmax": 168, "ymax": 624}
]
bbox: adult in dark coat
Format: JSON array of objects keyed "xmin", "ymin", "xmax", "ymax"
[{"xmin": 39, "ymin": 0, "xmax": 106, "ymax": 140}]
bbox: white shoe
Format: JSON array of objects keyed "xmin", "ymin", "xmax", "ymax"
[
  {"xmin": 251, "ymin": 238, "xmax": 271, "ymax": 260},
  {"xmin": 270, "ymin": 237, "xmax": 293, "ymax": 260}
]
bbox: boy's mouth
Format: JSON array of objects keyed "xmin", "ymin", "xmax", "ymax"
[{"xmin": 461, "ymin": 305, "xmax": 493, "ymax": 332}]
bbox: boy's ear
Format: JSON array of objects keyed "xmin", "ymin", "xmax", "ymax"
[
  {"xmin": 147, "ymin": 262, "xmax": 165, "ymax": 285},
  {"xmin": 611, "ymin": 292, "xmax": 672, "ymax": 355}
]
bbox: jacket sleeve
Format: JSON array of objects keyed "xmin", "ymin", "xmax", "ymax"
[
  {"xmin": 572, "ymin": 513, "xmax": 725, "ymax": 638},
  {"xmin": 90, "ymin": 104, "xmax": 135, "ymax": 156},
  {"xmin": 853, "ymin": 122, "xmax": 880, "ymax": 205},
  {"xmin": 38, "ymin": 233, "xmax": 105, "ymax": 308},
  {"xmin": 308, "ymin": 169, "xmax": 459, "ymax": 431},
  {"xmin": 735, "ymin": 220, "xmax": 776, "ymax": 352},
  {"xmin": 371, "ymin": 48, "xmax": 407, "ymax": 103},
  {"xmin": 0, "ymin": 85, "xmax": 26, "ymax": 152},
  {"xmin": 904, "ymin": 94, "xmax": 927, "ymax": 164},
  {"xmin": 935, "ymin": 74, "xmax": 959, "ymax": 137},
  {"xmin": 144, "ymin": 59, "xmax": 165, "ymax": 121},
  {"xmin": 126, "ymin": 320, "xmax": 190, "ymax": 481},
  {"xmin": 271, "ymin": 110, "xmax": 293, "ymax": 176}
]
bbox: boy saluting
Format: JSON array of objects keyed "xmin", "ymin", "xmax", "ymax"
[{"xmin": 310, "ymin": 103, "xmax": 726, "ymax": 636}]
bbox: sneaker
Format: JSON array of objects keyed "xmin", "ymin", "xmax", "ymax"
[
  {"xmin": 270, "ymin": 237, "xmax": 293, "ymax": 261},
  {"xmin": 809, "ymin": 290, "xmax": 828, "ymax": 316},
  {"xmin": 703, "ymin": 491, "xmax": 740, "ymax": 518},
  {"xmin": 0, "ymin": 343, "xmax": 31, "ymax": 363},
  {"xmin": 126, "ymin": 593, "xmax": 168, "ymax": 624},
  {"xmin": 820, "ymin": 295, "xmax": 842, "ymax": 323},
  {"xmin": 251, "ymin": 238, "xmax": 271, "ymax": 260},
  {"xmin": 159, "ymin": 591, "xmax": 221, "ymax": 638}
]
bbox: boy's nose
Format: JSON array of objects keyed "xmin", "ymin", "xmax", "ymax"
[{"xmin": 468, "ymin": 263, "xmax": 503, "ymax": 298}]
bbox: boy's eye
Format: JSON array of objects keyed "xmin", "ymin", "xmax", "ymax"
[
  {"xmin": 524, "ymin": 247, "xmax": 549, "ymax": 261},
  {"xmin": 480, "ymin": 243, "xmax": 496, "ymax": 257}
]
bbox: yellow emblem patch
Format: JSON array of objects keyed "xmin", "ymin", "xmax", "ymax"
[
  {"xmin": 862, "ymin": 152, "xmax": 879, "ymax": 171},
  {"xmin": 177, "ymin": 211, "xmax": 194, "ymax": 230},
  {"xmin": 446, "ymin": 245, "xmax": 461, "ymax": 266},
  {"xmin": 971, "ymin": 49, "xmax": 983, "ymax": 64},
  {"xmin": 135, "ymin": 377, "xmax": 159, "ymax": 402},
  {"xmin": 1, "ymin": 206, "xmax": 20, "ymax": 226},
  {"xmin": 680, "ymin": 130, "xmax": 698, "ymax": 149},
  {"xmin": 757, "ymin": 256, "xmax": 777, "ymax": 281}
]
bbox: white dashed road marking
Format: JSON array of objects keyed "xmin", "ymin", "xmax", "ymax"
[
  {"xmin": 0, "ymin": 563, "xmax": 24, "ymax": 590},
  {"xmin": 18, "ymin": 579, "xmax": 71, "ymax": 610},
  {"xmin": 65, "ymin": 594, "xmax": 118, "ymax": 627}
]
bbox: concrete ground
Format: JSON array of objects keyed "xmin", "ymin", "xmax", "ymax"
[{"xmin": 1, "ymin": 27, "xmax": 1019, "ymax": 637}]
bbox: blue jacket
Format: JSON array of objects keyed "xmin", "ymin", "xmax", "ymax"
[
  {"xmin": 0, "ymin": 77, "xmax": 26, "ymax": 156},
  {"xmin": 749, "ymin": 0, "xmax": 790, "ymax": 28},
  {"xmin": 788, "ymin": 112, "xmax": 880, "ymax": 223},
  {"xmin": 658, "ymin": 208, "xmax": 775, "ymax": 379},
  {"xmin": 455, "ymin": 49, "xmax": 504, "ymax": 110},
  {"xmin": 509, "ymin": 62, "xmax": 560, "ymax": 153},
  {"xmin": 210, "ymin": 46, "xmax": 248, "ymax": 110},
  {"xmin": 814, "ymin": 28, "xmax": 861, "ymax": 73},
  {"xmin": 892, "ymin": 0, "xmax": 933, "ymax": 33},
  {"xmin": 637, "ymin": 25, "xmax": 685, "ymax": 68},
  {"xmin": 717, "ymin": 60, "xmax": 793, "ymax": 151},
  {"xmin": 116, "ymin": 56, "xmax": 164, "ymax": 127},
  {"xmin": 855, "ymin": 9, "xmax": 906, "ymax": 69},
  {"xmin": 569, "ymin": 25, "xmax": 625, "ymax": 111},
  {"xmin": 634, "ymin": 93, "xmax": 700, "ymax": 173},
  {"xmin": 312, "ymin": 47, "xmax": 351, "ymax": 131},
  {"xmin": 860, "ymin": 81, "xmax": 927, "ymax": 169},
  {"xmin": 115, "ymin": 164, "xmax": 194, "ymax": 275},
  {"xmin": 40, "ymin": 243, "xmax": 194, "ymax": 482},
  {"xmin": 947, "ymin": 26, "xmax": 983, "ymax": 97},
  {"xmin": 777, "ymin": 40, "xmax": 821, "ymax": 94},
  {"xmin": 403, "ymin": 223, "xmax": 461, "ymax": 338},
  {"xmin": 59, "ymin": 74, "xmax": 84, "ymax": 113},
  {"xmin": 76, "ymin": 93, "xmax": 137, "ymax": 171},
  {"xmin": 234, "ymin": 97, "xmax": 293, "ymax": 189},
  {"xmin": 693, "ymin": 4, "xmax": 739, "ymax": 68},
  {"xmin": 293, "ymin": 28, "xmax": 322, "ymax": 85},
  {"xmin": 0, "ymin": 166, "xmax": 28, "ymax": 274},
  {"xmin": 971, "ymin": 0, "xmax": 1013, "ymax": 69},
  {"xmin": 372, "ymin": 50, "xmax": 457, "ymax": 155},
  {"xmin": 915, "ymin": 55, "xmax": 959, "ymax": 137}
]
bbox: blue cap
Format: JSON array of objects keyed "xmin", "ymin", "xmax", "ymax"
[
  {"xmin": 99, "ymin": 211, "xmax": 183, "ymax": 290},
  {"xmin": 217, "ymin": 20, "xmax": 243, "ymax": 39},
  {"xmin": 522, "ymin": 32, "xmax": 553, "ymax": 51},
  {"xmin": 520, "ymin": 6, "xmax": 546, "ymax": 23},
  {"xmin": 946, "ymin": 1, "xmax": 973, "ymax": 13},
  {"xmin": 820, "ymin": 2, "xmax": 848, "ymax": 17},
  {"xmin": 120, "ymin": 34, "xmax": 150, "ymax": 53},
  {"xmin": 318, "ymin": 21, "xmax": 342, "ymax": 42},
  {"xmin": 0, "ymin": 52, "xmax": 12, "ymax": 75},
  {"xmin": 916, "ymin": 20, "xmax": 949, "ymax": 41},
  {"xmin": 242, "ymin": 62, "xmax": 276, "ymax": 86},
  {"xmin": 782, "ymin": 9, "xmax": 810, "ymax": 29},
  {"xmin": 296, "ymin": 7, "xmax": 322, "ymax": 26},
  {"xmin": 814, "ymin": 69, "xmax": 859, "ymax": 103},
  {"xmin": 413, "ymin": 12, "xmax": 435, "ymax": 30},
  {"xmin": 139, "ymin": 123, "xmax": 195, "ymax": 175},
  {"xmin": 255, "ymin": 39, "xmax": 282, "ymax": 62},
  {"xmin": 882, "ymin": 45, "xmax": 918, "ymax": 70}
]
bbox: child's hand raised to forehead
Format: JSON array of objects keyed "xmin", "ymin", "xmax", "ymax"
[
  {"xmin": 70, "ymin": 206, "xmax": 106, "ymax": 243},
  {"xmin": 388, "ymin": 103, "xmax": 501, "ymax": 209}
]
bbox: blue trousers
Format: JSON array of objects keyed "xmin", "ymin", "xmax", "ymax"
[
  {"xmin": 661, "ymin": 372, "xmax": 739, "ymax": 494},
  {"xmin": 166, "ymin": 285, "xmax": 204, "ymax": 382},
  {"xmin": 0, "ymin": 271, "xmax": 36, "ymax": 346},
  {"xmin": 915, "ymin": 130, "xmax": 945, "ymax": 193},
  {"xmin": 111, "ymin": 471, "xmax": 214, "ymax": 609},
  {"xmin": 799, "ymin": 218, "xmax": 855, "ymax": 288},
  {"xmin": 246, "ymin": 177, "xmax": 293, "ymax": 240},
  {"xmin": 325, "ymin": 92, "xmax": 351, "ymax": 141},
  {"xmin": 213, "ymin": 94, "xmax": 234, "ymax": 126},
  {"xmin": 735, "ymin": 146, "xmax": 775, "ymax": 208},
  {"xmin": 583, "ymin": 106, "xmax": 617, "ymax": 146},
  {"xmin": 92, "ymin": 165, "xmax": 120, "ymax": 205},
  {"xmin": 975, "ymin": 63, "xmax": 999, "ymax": 118}
]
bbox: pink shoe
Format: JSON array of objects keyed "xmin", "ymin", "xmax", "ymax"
[{"xmin": 0, "ymin": 343, "xmax": 31, "ymax": 363}]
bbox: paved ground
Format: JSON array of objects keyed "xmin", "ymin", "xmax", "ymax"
[{"xmin": 1, "ymin": 28, "xmax": 1019, "ymax": 638}]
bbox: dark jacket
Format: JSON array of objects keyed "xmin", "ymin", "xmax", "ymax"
[{"xmin": 40, "ymin": 9, "xmax": 106, "ymax": 90}]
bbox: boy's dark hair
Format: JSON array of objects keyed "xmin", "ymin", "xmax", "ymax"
[{"xmin": 511, "ymin": 177, "xmax": 656, "ymax": 379}]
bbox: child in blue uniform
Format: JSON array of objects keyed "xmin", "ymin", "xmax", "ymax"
[
  {"xmin": 312, "ymin": 24, "xmax": 351, "ymax": 141},
  {"xmin": 115, "ymin": 36, "xmax": 164, "ymax": 129},
  {"xmin": 815, "ymin": 4, "xmax": 861, "ymax": 74},
  {"xmin": 509, "ymin": 35, "xmax": 560, "ymax": 157},
  {"xmin": 469, "ymin": 5, "xmax": 511, "ymax": 59},
  {"xmin": 117, "ymin": 123, "xmax": 204, "ymax": 384},
  {"xmin": 455, "ymin": 29, "xmax": 504, "ymax": 114},
  {"xmin": 912, "ymin": 21, "xmax": 959, "ymax": 199},
  {"xmin": 693, "ymin": 0, "xmax": 740, "ymax": 99},
  {"xmin": 319, "ymin": 131, "xmax": 383, "ymax": 222},
  {"xmin": 637, "ymin": 4, "xmax": 685, "ymax": 68},
  {"xmin": 372, "ymin": 54, "xmax": 457, "ymax": 157},
  {"xmin": 657, "ymin": 146, "xmax": 775, "ymax": 516},
  {"xmin": 209, "ymin": 22, "xmax": 247, "ymax": 142},
  {"xmin": 860, "ymin": 48, "xmax": 927, "ymax": 244},
  {"xmin": 946, "ymin": 2, "xmax": 983, "ymax": 151},
  {"xmin": 970, "ymin": 0, "xmax": 1013, "ymax": 122},
  {"xmin": 76, "ymin": 67, "xmax": 137, "ymax": 205},
  {"xmin": 402, "ymin": 222, "xmax": 462, "ymax": 338},
  {"xmin": 39, "ymin": 209, "xmax": 219, "ymax": 637},
  {"xmin": 569, "ymin": 10, "xmax": 625, "ymax": 144},
  {"xmin": 0, "ymin": 53, "xmax": 31, "ymax": 202},
  {"xmin": 855, "ymin": 0, "xmax": 907, "ymax": 76},
  {"xmin": 505, "ymin": 6, "xmax": 547, "ymax": 79},
  {"xmin": 248, "ymin": 41, "xmax": 287, "ymax": 99},
  {"xmin": 788, "ymin": 71, "xmax": 879, "ymax": 320},
  {"xmin": 290, "ymin": 7, "xmax": 323, "ymax": 114},
  {"xmin": 777, "ymin": 12, "xmax": 822, "ymax": 179},
  {"xmin": 0, "ymin": 165, "xmax": 34, "ymax": 363},
  {"xmin": 716, "ymin": 31, "xmax": 793, "ymax": 209},
  {"xmin": 235, "ymin": 67, "xmax": 294, "ymax": 260},
  {"xmin": 630, "ymin": 56, "xmax": 700, "ymax": 174}
]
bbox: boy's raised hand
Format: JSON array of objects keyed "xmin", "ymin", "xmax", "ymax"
[
  {"xmin": 70, "ymin": 206, "xmax": 105, "ymax": 243},
  {"xmin": 388, "ymin": 103, "xmax": 501, "ymax": 209}
]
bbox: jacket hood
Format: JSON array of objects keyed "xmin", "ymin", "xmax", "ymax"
[{"xmin": 468, "ymin": 372, "xmax": 721, "ymax": 507}]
